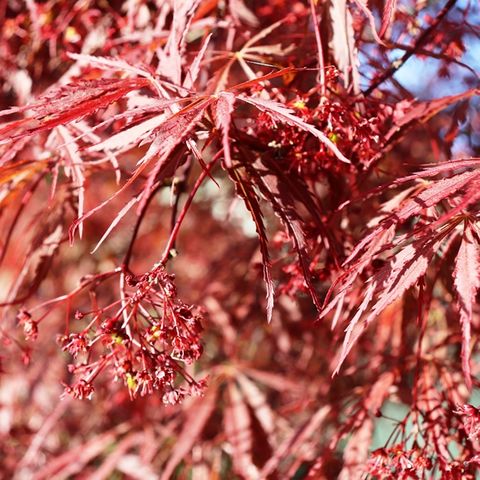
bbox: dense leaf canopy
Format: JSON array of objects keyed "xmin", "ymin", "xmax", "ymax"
[{"xmin": 0, "ymin": 0, "xmax": 479, "ymax": 478}]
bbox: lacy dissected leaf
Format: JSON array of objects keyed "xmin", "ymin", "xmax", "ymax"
[
  {"xmin": 67, "ymin": 53, "xmax": 153, "ymax": 79},
  {"xmin": 214, "ymin": 91, "xmax": 236, "ymax": 168},
  {"xmin": 140, "ymin": 97, "xmax": 214, "ymax": 165},
  {"xmin": 229, "ymin": 169, "xmax": 275, "ymax": 322},
  {"xmin": 237, "ymin": 373, "xmax": 276, "ymax": 448},
  {"xmin": 453, "ymin": 223, "xmax": 480, "ymax": 391},
  {"xmin": 260, "ymin": 154, "xmax": 336, "ymax": 255},
  {"xmin": 341, "ymin": 157, "xmax": 480, "ymax": 209},
  {"xmin": 183, "ymin": 33, "xmax": 212, "ymax": 90},
  {"xmin": 54, "ymin": 126, "xmax": 86, "ymax": 237},
  {"xmin": 369, "ymin": 237, "xmax": 443, "ymax": 321},
  {"xmin": 88, "ymin": 113, "xmax": 168, "ymax": 153},
  {"xmin": 244, "ymin": 163, "xmax": 322, "ymax": 311},
  {"xmin": 70, "ymin": 96, "xmax": 214, "ymax": 238},
  {"xmin": 386, "ymin": 88, "xmax": 479, "ymax": 142},
  {"xmin": 379, "ymin": 0, "xmax": 397, "ymax": 38},
  {"xmin": 364, "ymin": 371, "xmax": 397, "ymax": 413},
  {"xmin": 160, "ymin": 387, "xmax": 217, "ymax": 480},
  {"xmin": 334, "ymin": 232, "xmax": 445, "ymax": 374},
  {"xmin": 136, "ymin": 97, "xmax": 214, "ymax": 209},
  {"xmin": 0, "ymin": 78, "xmax": 150, "ymax": 142},
  {"xmin": 239, "ymin": 95, "xmax": 351, "ymax": 164},
  {"xmin": 34, "ymin": 426, "xmax": 126, "ymax": 480},
  {"xmin": 326, "ymin": 159, "xmax": 480, "ymax": 372},
  {"xmin": 352, "ymin": 0, "xmax": 385, "ymax": 44},
  {"xmin": 353, "ymin": 169, "xmax": 479, "ymax": 250},
  {"xmin": 211, "ymin": 17, "xmax": 287, "ymax": 90},
  {"xmin": 392, "ymin": 158, "xmax": 480, "ymax": 186},
  {"xmin": 261, "ymin": 405, "xmax": 330, "ymax": 478},
  {"xmin": 229, "ymin": 0, "xmax": 259, "ymax": 26},
  {"xmin": 321, "ymin": 224, "xmax": 396, "ymax": 324},
  {"xmin": 85, "ymin": 98, "xmax": 187, "ymax": 154},
  {"xmin": 224, "ymin": 382, "xmax": 259, "ymax": 480},
  {"xmin": 6, "ymin": 202, "xmax": 65, "ymax": 304},
  {"xmin": 338, "ymin": 418, "xmax": 373, "ymax": 480},
  {"xmin": 330, "ymin": 0, "xmax": 359, "ymax": 92},
  {"xmin": 229, "ymin": 66, "xmax": 299, "ymax": 93},
  {"xmin": 370, "ymin": 168, "xmax": 479, "ymax": 238},
  {"xmin": 326, "ymin": 163, "xmax": 480, "ymax": 318},
  {"xmin": 157, "ymin": 0, "xmax": 200, "ymax": 85}
]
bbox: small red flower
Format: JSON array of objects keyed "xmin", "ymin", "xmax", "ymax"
[
  {"xmin": 17, "ymin": 309, "xmax": 38, "ymax": 342},
  {"xmin": 455, "ymin": 404, "xmax": 480, "ymax": 442}
]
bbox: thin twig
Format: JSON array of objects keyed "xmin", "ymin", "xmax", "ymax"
[
  {"xmin": 122, "ymin": 181, "xmax": 163, "ymax": 272},
  {"xmin": 389, "ymin": 41, "xmax": 479, "ymax": 80},
  {"xmin": 309, "ymin": 0, "xmax": 326, "ymax": 97},
  {"xmin": 362, "ymin": 0, "xmax": 458, "ymax": 97},
  {"xmin": 160, "ymin": 159, "xmax": 218, "ymax": 265}
]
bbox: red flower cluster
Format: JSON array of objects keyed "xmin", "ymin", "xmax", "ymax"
[{"xmin": 56, "ymin": 265, "xmax": 205, "ymax": 401}]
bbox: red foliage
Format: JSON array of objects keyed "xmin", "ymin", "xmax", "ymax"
[{"xmin": 0, "ymin": 0, "xmax": 479, "ymax": 478}]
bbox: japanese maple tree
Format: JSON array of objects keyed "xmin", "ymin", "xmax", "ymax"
[{"xmin": 0, "ymin": 0, "xmax": 479, "ymax": 478}]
